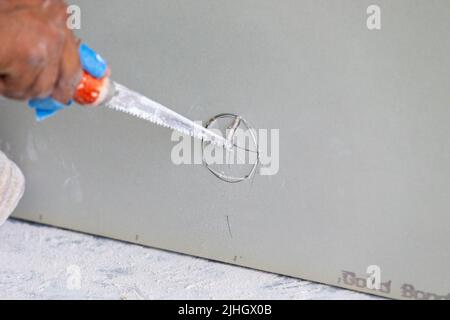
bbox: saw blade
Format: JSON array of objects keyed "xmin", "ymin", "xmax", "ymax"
[{"xmin": 105, "ymin": 82, "xmax": 233, "ymax": 150}]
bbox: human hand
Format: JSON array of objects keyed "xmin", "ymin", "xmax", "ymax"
[{"xmin": 0, "ymin": 0, "xmax": 81, "ymax": 104}]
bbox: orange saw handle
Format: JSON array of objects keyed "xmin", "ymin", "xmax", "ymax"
[{"xmin": 28, "ymin": 44, "xmax": 111, "ymax": 121}]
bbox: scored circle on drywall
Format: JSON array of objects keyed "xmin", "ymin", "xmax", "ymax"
[{"xmin": 202, "ymin": 114, "xmax": 259, "ymax": 183}]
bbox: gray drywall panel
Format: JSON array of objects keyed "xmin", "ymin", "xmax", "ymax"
[{"xmin": 1, "ymin": 0, "xmax": 450, "ymax": 299}]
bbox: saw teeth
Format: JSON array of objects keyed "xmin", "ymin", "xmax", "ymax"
[
  {"xmin": 109, "ymin": 105, "xmax": 226, "ymax": 147},
  {"xmin": 106, "ymin": 84, "xmax": 229, "ymax": 149}
]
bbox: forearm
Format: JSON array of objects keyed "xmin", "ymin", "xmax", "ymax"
[
  {"xmin": 0, "ymin": 0, "xmax": 49, "ymax": 12},
  {"xmin": 0, "ymin": 11, "xmax": 18, "ymax": 71}
]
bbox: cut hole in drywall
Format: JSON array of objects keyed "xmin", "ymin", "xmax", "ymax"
[{"xmin": 202, "ymin": 114, "xmax": 259, "ymax": 183}]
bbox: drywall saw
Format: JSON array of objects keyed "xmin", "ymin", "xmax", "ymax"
[{"xmin": 28, "ymin": 44, "xmax": 233, "ymax": 150}]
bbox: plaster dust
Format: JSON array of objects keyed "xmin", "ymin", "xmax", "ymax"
[{"xmin": 0, "ymin": 220, "xmax": 377, "ymax": 300}]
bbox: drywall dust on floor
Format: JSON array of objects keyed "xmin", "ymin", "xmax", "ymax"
[{"xmin": 0, "ymin": 219, "xmax": 377, "ymax": 300}]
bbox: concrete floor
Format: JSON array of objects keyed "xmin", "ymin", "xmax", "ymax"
[{"xmin": 0, "ymin": 219, "xmax": 376, "ymax": 300}]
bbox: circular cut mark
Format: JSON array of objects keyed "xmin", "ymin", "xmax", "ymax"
[{"xmin": 202, "ymin": 114, "xmax": 259, "ymax": 183}]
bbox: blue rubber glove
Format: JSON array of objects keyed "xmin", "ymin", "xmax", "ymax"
[{"xmin": 28, "ymin": 44, "xmax": 108, "ymax": 121}]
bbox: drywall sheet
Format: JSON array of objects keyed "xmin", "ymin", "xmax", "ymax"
[{"xmin": 1, "ymin": 0, "xmax": 450, "ymax": 299}]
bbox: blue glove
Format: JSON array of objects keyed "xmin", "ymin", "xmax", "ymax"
[{"xmin": 28, "ymin": 44, "xmax": 108, "ymax": 121}]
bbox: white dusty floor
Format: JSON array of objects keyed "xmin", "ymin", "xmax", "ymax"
[{"xmin": 0, "ymin": 219, "xmax": 376, "ymax": 300}]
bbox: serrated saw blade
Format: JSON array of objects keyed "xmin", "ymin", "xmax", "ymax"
[{"xmin": 105, "ymin": 82, "xmax": 232, "ymax": 150}]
